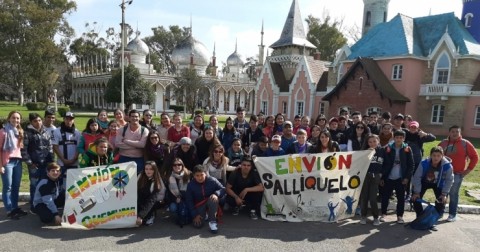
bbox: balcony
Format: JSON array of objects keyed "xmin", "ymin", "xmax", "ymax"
[{"xmin": 419, "ymin": 84, "xmax": 473, "ymax": 100}]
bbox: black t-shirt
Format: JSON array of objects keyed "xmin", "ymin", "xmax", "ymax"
[
  {"xmin": 423, "ymin": 165, "xmax": 440, "ymax": 185},
  {"xmin": 227, "ymin": 169, "xmax": 262, "ymax": 194}
]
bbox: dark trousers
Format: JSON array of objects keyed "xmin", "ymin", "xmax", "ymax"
[
  {"xmin": 29, "ymin": 164, "xmax": 47, "ymax": 211},
  {"xmin": 34, "ymin": 194, "xmax": 65, "ymax": 224},
  {"xmin": 226, "ymin": 191, "xmax": 263, "ymax": 213},
  {"xmin": 139, "ymin": 201, "xmax": 161, "ymax": 222},
  {"xmin": 413, "ymin": 183, "xmax": 445, "ymax": 217},
  {"xmin": 360, "ymin": 173, "xmax": 380, "ymax": 218},
  {"xmin": 381, "ymin": 178, "xmax": 405, "ymax": 216}
]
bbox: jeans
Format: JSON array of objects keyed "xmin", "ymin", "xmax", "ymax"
[
  {"xmin": 381, "ymin": 178, "xmax": 406, "ymax": 216},
  {"xmin": 118, "ymin": 156, "xmax": 145, "ymax": 174},
  {"xmin": 448, "ymin": 174, "xmax": 463, "ymax": 217},
  {"xmin": 1, "ymin": 158, "xmax": 23, "ymax": 213}
]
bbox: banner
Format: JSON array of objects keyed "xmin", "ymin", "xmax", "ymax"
[
  {"xmin": 254, "ymin": 150, "xmax": 374, "ymax": 222},
  {"xmin": 61, "ymin": 162, "xmax": 138, "ymax": 229}
]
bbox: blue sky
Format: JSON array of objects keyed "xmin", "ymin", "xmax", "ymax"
[{"xmin": 67, "ymin": 0, "xmax": 462, "ymax": 64}]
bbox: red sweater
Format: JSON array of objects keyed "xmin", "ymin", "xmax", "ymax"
[
  {"xmin": 167, "ymin": 125, "xmax": 190, "ymax": 143},
  {"xmin": 438, "ymin": 137, "xmax": 479, "ymax": 174}
]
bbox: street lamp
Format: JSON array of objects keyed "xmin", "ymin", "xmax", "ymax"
[
  {"xmin": 53, "ymin": 89, "xmax": 58, "ymax": 113},
  {"xmin": 120, "ymin": 0, "xmax": 133, "ymax": 111},
  {"xmin": 33, "ymin": 90, "xmax": 37, "ymax": 103},
  {"xmin": 153, "ymin": 91, "xmax": 157, "ymax": 116}
]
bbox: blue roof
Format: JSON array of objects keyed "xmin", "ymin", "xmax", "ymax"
[{"xmin": 348, "ymin": 12, "xmax": 480, "ymax": 59}]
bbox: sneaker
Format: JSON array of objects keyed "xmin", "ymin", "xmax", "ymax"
[
  {"xmin": 209, "ymin": 221, "xmax": 218, "ymax": 234},
  {"xmin": 355, "ymin": 207, "xmax": 361, "ymax": 216},
  {"xmin": 29, "ymin": 209, "xmax": 37, "ymax": 215},
  {"xmin": 232, "ymin": 207, "xmax": 240, "ymax": 216},
  {"xmin": 6, "ymin": 211, "xmax": 18, "ymax": 220},
  {"xmin": 379, "ymin": 215, "xmax": 386, "ymax": 222},
  {"xmin": 397, "ymin": 216, "xmax": 405, "ymax": 224},
  {"xmin": 405, "ymin": 195, "xmax": 411, "ymax": 202},
  {"xmin": 447, "ymin": 215, "xmax": 456, "ymax": 222},
  {"xmin": 430, "ymin": 225, "xmax": 438, "ymax": 231},
  {"xmin": 250, "ymin": 210, "xmax": 258, "ymax": 220},
  {"xmin": 145, "ymin": 215, "xmax": 155, "ymax": 226},
  {"xmin": 360, "ymin": 217, "xmax": 367, "ymax": 225},
  {"xmin": 13, "ymin": 208, "xmax": 28, "ymax": 217},
  {"xmin": 373, "ymin": 218, "xmax": 380, "ymax": 226}
]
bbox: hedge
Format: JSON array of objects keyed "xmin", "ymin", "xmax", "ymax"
[{"xmin": 26, "ymin": 102, "xmax": 47, "ymax": 111}]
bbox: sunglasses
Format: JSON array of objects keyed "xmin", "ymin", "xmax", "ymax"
[
  {"xmin": 356, "ymin": 126, "xmax": 365, "ymax": 129},
  {"xmin": 214, "ymin": 150, "xmax": 224, "ymax": 154},
  {"xmin": 173, "ymin": 163, "xmax": 182, "ymax": 167},
  {"xmin": 145, "ymin": 114, "xmax": 153, "ymax": 117},
  {"xmin": 150, "ymin": 136, "xmax": 159, "ymax": 140}
]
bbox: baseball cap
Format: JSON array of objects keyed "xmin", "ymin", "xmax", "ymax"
[
  {"xmin": 284, "ymin": 121, "xmax": 293, "ymax": 128},
  {"xmin": 271, "ymin": 135, "xmax": 282, "ymax": 142},
  {"xmin": 394, "ymin": 113, "xmax": 404, "ymax": 120},
  {"xmin": 329, "ymin": 117, "xmax": 339, "ymax": 124},
  {"xmin": 409, "ymin": 121, "xmax": 420, "ymax": 128},
  {"xmin": 65, "ymin": 112, "xmax": 75, "ymax": 118},
  {"xmin": 179, "ymin": 137, "xmax": 192, "ymax": 145}
]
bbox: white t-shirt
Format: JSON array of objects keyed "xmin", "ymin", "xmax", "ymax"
[
  {"xmin": 51, "ymin": 127, "xmax": 81, "ymax": 166},
  {"xmin": 389, "ymin": 148, "xmax": 402, "ymax": 180}
]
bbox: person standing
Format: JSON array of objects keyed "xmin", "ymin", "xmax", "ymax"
[
  {"xmin": 52, "ymin": 112, "xmax": 81, "ymax": 185},
  {"xmin": 233, "ymin": 107, "xmax": 249, "ymax": 138},
  {"xmin": 22, "ymin": 113, "xmax": 54, "ymax": 213},
  {"xmin": 116, "ymin": 110, "xmax": 149, "ymax": 173},
  {"xmin": 438, "ymin": 125, "xmax": 479, "ymax": 222},
  {"xmin": 0, "ymin": 111, "xmax": 27, "ymax": 219},
  {"xmin": 43, "ymin": 109, "xmax": 57, "ymax": 140}
]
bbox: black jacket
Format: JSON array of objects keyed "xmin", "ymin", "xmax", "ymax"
[{"xmin": 383, "ymin": 143, "xmax": 415, "ymax": 180}]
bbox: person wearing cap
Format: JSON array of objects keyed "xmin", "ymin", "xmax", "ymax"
[
  {"xmin": 22, "ymin": 113, "xmax": 54, "ymax": 213},
  {"xmin": 43, "ymin": 110, "xmax": 56, "ymax": 140},
  {"xmin": 392, "ymin": 113, "xmax": 405, "ymax": 132},
  {"xmin": 166, "ymin": 137, "xmax": 198, "ymax": 175},
  {"xmin": 233, "ymin": 107, "xmax": 250, "ymax": 138},
  {"xmin": 52, "ymin": 111, "xmax": 81, "ymax": 178},
  {"xmin": 251, "ymin": 136, "xmax": 269, "ymax": 157},
  {"xmin": 115, "ymin": 109, "xmax": 149, "ymax": 174},
  {"xmin": 404, "ymin": 120, "xmax": 436, "ymax": 201},
  {"xmin": 281, "ymin": 121, "xmax": 296, "ymax": 151},
  {"xmin": 265, "ymin": 135, "xmax": 286, "ymax": 157},
  {"xmin": 242, "ymin": 115, "xmax": 264, "ymax": 155}
]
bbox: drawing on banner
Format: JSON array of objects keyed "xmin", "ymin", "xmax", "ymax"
[
  {"xmin": 112, "ymin": 170, "xmax": 129, "ymax": 199},
  {"xmin": 254, "ymin": 150, "xmax": 374, "ymax": 222}
]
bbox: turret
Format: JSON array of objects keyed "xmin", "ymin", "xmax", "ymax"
[{"xmin": 362, "ymin": 0, "xmax": 390, "ymax": 36}]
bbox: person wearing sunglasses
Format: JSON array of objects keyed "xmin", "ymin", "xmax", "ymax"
[
  {"xmin": 347, "ymin": 122, "xmax": 370, "ymax": 151},
  {"xmin": 140, "ymin": 109, "xmax": 157, "ymax": 131},
  {"xmin": 203, "ymin": 143, "xmax": 236, "ymax": 186}
]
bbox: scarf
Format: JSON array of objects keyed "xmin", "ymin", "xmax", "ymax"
[
  {"xmin": 96, "ymin": 118, "xmax": 109, "ymax": 130},
  {"xmin": 3, "ymin": 122, "xmax": 18, "ymax": 152},
  {"xmin": 148, "ymin": 143, "xmax": 165, "ymax": 159}
]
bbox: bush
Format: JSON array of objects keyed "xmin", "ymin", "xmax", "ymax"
[
  {"xmin": 169, "ymin": 105, "xmax": 185, "ymax": 112},
  {"xmin": 25, "ymin": 102, "xmax": 47, "ymax": 111},
  {"xmin": 57, "ymin": 106, "xmax": 71, "ymax": 117},
  {"xmin": 194, "ymin": 109, "xmax": 204, "ymax": 115}
]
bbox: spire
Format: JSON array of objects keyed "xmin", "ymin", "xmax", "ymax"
[
  {"xmin": 189, "ymin": 13, "xmax": 193, "ymax": 36},
  {"xmin": 270, "ymin": 0, "xmax": 315, "ymax": 49},
  {"xmin": 258, "ymin": 20, "xmax": 265, "ymax": 65},
  {"xmin": 213, "ymin": 42, "xmax": 216, "ymax": 57},
  {"xmin": 235, "ymin": 38, "xmax": 238, "ymax": 52},
  {"xmin": 261, "ymin": 19, "xmax": 264, "ymax": 46}
]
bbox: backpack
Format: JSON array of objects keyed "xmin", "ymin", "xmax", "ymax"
[
  {"xmin": 440, "ymin": 138, "xmax": 469, "ymax": 158},
  {"xmin": 407, "ymin": 199, "xmax": 440, "ymax": 230}
]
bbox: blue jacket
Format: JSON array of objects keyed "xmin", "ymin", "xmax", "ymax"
[
  {"xmin": 383, "ymin": 143, "xmax": 415, "ymax": 180},
  {"xmin": 186, "ymin": 176, "xmax": 225, "ymax": 218},
  {"xmin": 412, "ymin": 157, "xmax": 454, "ymax": 195}
]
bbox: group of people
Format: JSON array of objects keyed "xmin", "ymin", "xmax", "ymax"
[{"xmin": 0, "ymin": 106, "xmax": 477, "ymax": 233}]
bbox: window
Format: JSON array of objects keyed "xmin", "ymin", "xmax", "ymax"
[
  {"xmin": 296, "ymin": 102, "xmax": 304, "ymax": 116},
  {"xmin": 383, "ymin": 11, "xmax": 387, "ymax": 22},
  {"xmin": 435, "ymin": 53, "xmax": 450, "ymax": 84},
  {"xmin": 319, "ymin": 102, "xmax": 325, "ymax": 116},
  {"xmin": 431, "ymin": 104, "xmax": 445, "ymax": 124},
  {"xmin": 282, "ymin": 101, "xmax": 287, "ymax": 114},
  {"xmin": 261, "ymin": 101, "xmax": 268, "ymax": 115},
  {"xmin": 337, "ymin": 63, "xmax": 345, "ymax": 81},
  {"xmin": 475, "ymin": 106, "xmax": 480, "ymax": 126},
  {"xmin": 365, "ymin": 11, "xmax": 371, "ymax": 26},
  {"xmin": 391, "ymin": 64, "xmax": 403, "ymax": 80},
  {"xmin": 465, "ymin": 13, "xmax": 474, "ymax": 28},
  {"xmin": 367, "ymin": 107, "xmax": 382, "ymax": 115}
]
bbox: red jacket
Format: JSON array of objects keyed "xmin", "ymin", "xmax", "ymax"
[{"xmin": 438, "ymin": 137, "xmax": 478, "ymax": 174}]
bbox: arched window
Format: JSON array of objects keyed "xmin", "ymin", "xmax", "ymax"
[
  {"xmin": 465, "ymin": 13, "xmax": 474, "ymax": 28},
  {"xmin": 365, "ymin": 11, "xmax": 371, "ymax": 26},
  {"xmin": 434, "ymin": 52, "xmax": 450, "ymax": 84}
]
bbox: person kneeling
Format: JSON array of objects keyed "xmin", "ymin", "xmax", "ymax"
[
  {"xmin": 136, "ymin": 161, "xmax": 166, "ymax": 226},
  {"xmin": 226, "ymin": 157, "xmax": 264, "ymax": 220},
  {"xmin": 186, "ymin": 164, "xmax": 225, "ymax": 234},
  {"xmin": 32, "ymin": 163, "xmax": 64, "ymax": 225},
  {"xmin": 411, "ymin": 146, "xmax": 453, "ymax": 231}
]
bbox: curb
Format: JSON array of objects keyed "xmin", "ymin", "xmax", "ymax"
[{"xmin": 2, "ymin": 193, "xmax": 480, "ymax": 215}]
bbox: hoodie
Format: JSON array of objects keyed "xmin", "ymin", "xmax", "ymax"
[{"xmin": 412, "ymin": 156, "xmax": 454, "ymax": 195}]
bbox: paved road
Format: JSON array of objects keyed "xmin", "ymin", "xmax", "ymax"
[{"xmin": 1, "ymin": 203, "xmax": 479, "ymax": 252}]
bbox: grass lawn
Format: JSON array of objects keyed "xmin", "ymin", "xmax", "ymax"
[{"xmin": 0, "ymin": 101, "xmax": 479, "ymax": 206}]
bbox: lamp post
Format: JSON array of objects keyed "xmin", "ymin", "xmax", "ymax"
[
  {"xmin": 163, "ymin": 90, "xmax": 166, "ymax": 112},
  {"xmin": 120, "ymin": 0, "xmax": 133, "ymax": 110},
  {"xmin": 153, "ymin": 91, "xmax": 157, "ymax": 116},
  {"xmin": 53, "ymin": 89, "xmax": 58, "ymax": 113},
  {"xmin": 33, "ymin": 90, "xmax": 37, "ymax": 103}
]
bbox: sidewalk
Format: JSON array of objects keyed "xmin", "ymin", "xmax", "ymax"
[{"xmin": 2, "ymin": 192, "xmax": 480, "ymax": 214}]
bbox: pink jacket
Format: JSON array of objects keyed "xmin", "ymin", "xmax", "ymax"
[{"xmin": 0, "ymin": 129, "xmax": 22, "ymax": 166}]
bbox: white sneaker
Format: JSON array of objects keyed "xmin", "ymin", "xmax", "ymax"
[
  {"xmin": 209, "ymin": 221, "xmax": 218, "ymax": 234},
  {"xmin": 360, "ymin": 217, "xmax": 367, "ymax": 225},
  {"xmin": 250, "ymin": 210, "xmax": 258, "ymax": 220},
  {"xmin": 373, "ymin": 218, "xmax": 380, "ymax": 226},
  {"xmin": 447, "ymin": 215, "xmax": 456, "ymax": 222},
  {"xmin": 379, "ymin": 215, "xmax": 386, "ymax": 222},
  {"xmin": 397, "ymin": 216, "xmax": 405, "ymax": 224}
]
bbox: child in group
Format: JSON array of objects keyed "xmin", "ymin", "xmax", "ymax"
[
  {"xmin": 359, "ymin": 134, "xmax": 384, "ymax": 226},
  {"xmin": 105, "ymin": 120, "xmax": 119, "ymax": 149},
  {"xmin": 227, "ymin": 138, "xmax": 244, "ymax": 168},
  {"xmin": 78, "ymin": 118, "xmax": 105, "ymax": 154},
  {"xmin": 168, "ymin": 158, "xmax": 192, "ymax": 226},
  {"xmin": 32, "ymin": 163, "xmax": 64, "ymax": 225},
  {"xmin": 79, "ymin": 137, "xmax": 113, "ymax": 168},
  {"xmin": 265, "ymin": 135, "xmax": 286, "ymax": 156},
  {"xmin": 136, "ymin": 161, "xmax": 166, "ymax": 226}
]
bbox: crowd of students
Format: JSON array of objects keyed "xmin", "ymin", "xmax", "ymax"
[{"xmin": 0, "ymin": 106, "xmax": 477, "ymax": 233}]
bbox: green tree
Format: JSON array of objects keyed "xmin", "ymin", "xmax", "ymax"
[
  {"xmin": 173, "ymin": 68, "xmax": 204, "ymax": 116},
  {"xmin": 143, "ymin": 25, "xmax": 189, "ymax": 74},
  {"xmin": 306, "ymin": 15, "xmax": 347, "ymax": 62},
  {"xmin": 104, "ymin": 64, "xmax": 153, "ymax": 109},
  {"xmin": 0, "ymin": 0, "xmax": 76, "ymax": 104}
]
